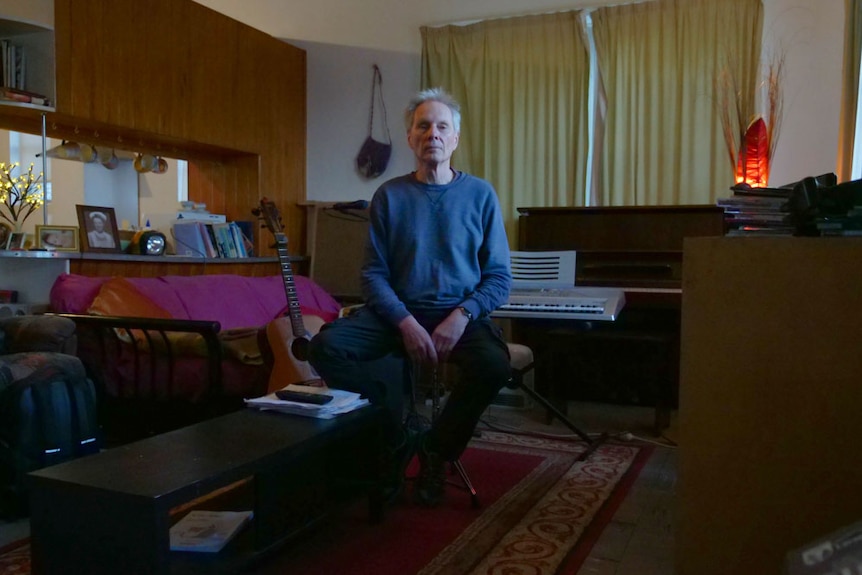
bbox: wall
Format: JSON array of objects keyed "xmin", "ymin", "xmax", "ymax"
[
  {"xmin": 290, "ymin": 41, "xmax": 420, "ymax": 203},
  {"xmin": 195, "ymin": 0, "xmax": 845, "ymax": 199}
]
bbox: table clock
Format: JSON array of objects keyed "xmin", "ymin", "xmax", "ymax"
[{"xmin": 128, "ymin": 230, "xmax": 167, "ymax": 256}]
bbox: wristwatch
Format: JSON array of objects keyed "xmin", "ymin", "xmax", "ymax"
[{"xmin": 457, "ymin": 306, "xmax": 473, "ymax": 321}]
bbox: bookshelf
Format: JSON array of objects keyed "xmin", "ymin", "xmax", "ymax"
[{"xmin": 0, "ymin": 16, "xmax": 55, "ymax": 110}]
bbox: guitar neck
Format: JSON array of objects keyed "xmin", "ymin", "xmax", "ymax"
[{"xmin": 276, "ymin": 243, "xmax": 308, "ymax": 337}]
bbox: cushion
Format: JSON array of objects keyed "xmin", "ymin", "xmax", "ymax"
[
  {"xmin": 49, "ymin": 274, "xmax": 111, "ymax": 314},
  {"xmin": 88, "ymin": 278, "xmax": 172, "ymax": 319}
]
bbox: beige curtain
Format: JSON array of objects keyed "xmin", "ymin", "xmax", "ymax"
[
  {"xmin": 838, "ymin": 0, "xmax": 862, "ymax": 181},
  {"xmin": 421, "ymin": 13, "xmax": 590, "ymax": 244},
  {"xmin": 592, "ymin": 0, "xmax": 763, "ymax": 205}
]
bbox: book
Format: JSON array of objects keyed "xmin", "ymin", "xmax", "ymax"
[
  {"xmin": 229, "ymin": 222, "xmax": 248, "ymax": 257},
  {"xmin": 169, "ymin": 509, "xmax": 253, "ymax": 553},
  {"xmin": 0, "ymin": 86, "xmax": 49, "ymax": 106},
  {"xmin": 212, "ymin": 223, "xmax": 239, "ymax": 258},
  {"xmin": 172, "ymin": 222, "xmax": 208, "ymax": 257},
  {"xmin": 198, "ymin": 222, "xmax": 218, "ymax": 257},
  {"xmin": 175, "ymin": 211, "xmax": 227, "ymax": 223}
]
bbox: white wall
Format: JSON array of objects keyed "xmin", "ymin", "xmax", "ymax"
[
  {"xmin": 290, "ymin": 41, "xmax": 420, "ymax": 203},
  {"xmin": 196, "ymin": 0, "xmax": 846, "ymax": 197},
  {"xmin": 1, "ymin": 0, "xmax": 53, "ymax": 28},
  {"xmin": 763, "ymin": 0, "xmax": 843, "ymax": 185}
]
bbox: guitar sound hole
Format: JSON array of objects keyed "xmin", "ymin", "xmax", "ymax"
[{"xmin": 291, "ymin": 337, "xmax": 310, "ymax": 362}]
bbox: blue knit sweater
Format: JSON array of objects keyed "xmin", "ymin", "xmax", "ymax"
[{"xmin": 361, "ymin": 171, "xmax": 512, "ymax": 327}]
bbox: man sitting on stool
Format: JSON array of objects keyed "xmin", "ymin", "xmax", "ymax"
[{"xmin": 308, "ymin": 87, "xmax": 512, "ymax": 507}]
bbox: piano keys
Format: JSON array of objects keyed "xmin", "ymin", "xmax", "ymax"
[{"xmin": 496, "ymin": 287, "xmax": 626, "ymax": 321}]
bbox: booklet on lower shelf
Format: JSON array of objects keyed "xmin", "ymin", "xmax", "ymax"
[{"xmin": 169, "ymin": 510, "xmax": 254, "ymax": 553}]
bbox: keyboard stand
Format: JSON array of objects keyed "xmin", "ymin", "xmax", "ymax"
[{"xmin": 510, "ymin": 358, "xmax": 609, "ymax": 462}]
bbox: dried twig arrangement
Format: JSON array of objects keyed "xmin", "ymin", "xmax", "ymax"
[{"xmin": 715, "ymin": 51, "xmax": 785, "ymax": 185}]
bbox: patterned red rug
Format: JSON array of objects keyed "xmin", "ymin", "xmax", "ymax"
[
  {"xmin": 253, "ymin": 430, "xmax": 652, "ymax": 574},
  {"xmin": 0, "ymin": 430, "xmax": 651, "ymax": 575}
]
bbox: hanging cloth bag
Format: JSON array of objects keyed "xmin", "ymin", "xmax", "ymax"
[{"xmin": 356, "ymin": 64, "xmax": 392, "ymax": 179}]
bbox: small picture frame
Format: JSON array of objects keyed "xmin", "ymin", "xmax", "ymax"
[
  {"xmin": 5, "ymin": 231, "xmax": 27, "ymax": 250},
  {"xmin": 36, "ymin": 225, "xmax": 80, "ymax": 251},
  {"xmin": 76, "ymin": 205, "xmax": 121, "ymax": 253}
]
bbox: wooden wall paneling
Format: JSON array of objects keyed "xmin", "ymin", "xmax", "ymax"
[
  {"xmin": 51, "ymin": 0, "xmax": 307, "ymax": 263},
  {"xmin": 70, "ymin": 258, "xmax": 279, "ymax": 278},
  {"xmin": 182, "ymin": 1, "xmax": 241, "ymax": 143}
]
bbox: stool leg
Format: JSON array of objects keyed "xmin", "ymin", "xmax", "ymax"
[
  {"xmin": 451, "ymin": 460, "xmax": 479, "ymax": 508},
  {"xmin": 423, "ymin": 364, "xmax": 480, "ymax": 507}
]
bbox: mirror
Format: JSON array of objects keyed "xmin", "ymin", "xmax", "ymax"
[{"xmin": 0, "ymin": 128, "xmax": 186, "ymax": 238}]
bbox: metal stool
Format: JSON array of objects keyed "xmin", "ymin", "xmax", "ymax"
[{"xmin": 408, "ymin": 361, "xmax": 480, "ymax": 508}]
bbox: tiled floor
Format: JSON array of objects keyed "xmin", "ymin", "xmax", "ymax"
[{"xmin": 0, "ymin": 400, "xmax": 678, "ymax": 573}]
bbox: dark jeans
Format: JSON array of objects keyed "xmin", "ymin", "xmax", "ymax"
[{"xmin": 307, "ymin": 306, "xmax": 511, "ymax": 460}]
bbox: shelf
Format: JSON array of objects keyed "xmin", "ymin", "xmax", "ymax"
[
  {"xmin": 0, "ymin": 16, "xmax": 55, "ymax": 108},
  {"xmin": 0, "ymin": 249, "xmax": 69, "ymax": 259},
  {"xmin": 0, "ymin": 250, "xmax": 292, "ymax": 264},
  {"xmin": 78, "ymin": 253, "xmax": 284, "ymax": 264}
]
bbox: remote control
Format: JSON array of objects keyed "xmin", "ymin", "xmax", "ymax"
[{"xmin": 275, "ymin": 389, "xmax": 334, "ymax": 405}]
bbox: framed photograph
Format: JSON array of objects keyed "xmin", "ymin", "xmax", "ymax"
[
  {"xmin": 76, "ymin": 205, "xmax": 121, "ymax": 253},
  {"xmin": 36, "ymin": 225, "xmax": 79, "ymax": 251},
  {"xmin": 5, "ymin": 232, "xmax": 27, "ymax": 250}
]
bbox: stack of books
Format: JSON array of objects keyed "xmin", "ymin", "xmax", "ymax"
[
  {"xmin": 172, "ymin": 219, "xmax": 251, "ymax": 258},
  {"xmin": 0, "ymin": 40, "xmax": 51, "ymax": 105},
  {"xmin": 716, "ymin": 185, "xmax": 795, "ymax": 236}
]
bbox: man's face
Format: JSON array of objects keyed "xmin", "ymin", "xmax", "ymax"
[{"xmin": 407, "ymin": 101, "xmax": 460, "ymax": 166}]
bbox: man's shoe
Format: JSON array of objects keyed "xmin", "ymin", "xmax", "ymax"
[
  {"xmin": 381, "ymin": 429, "xmax": 420, "ymax": 503},
  {"xmin": 414, "ymin": 445, "xmax": 446, "ymax": 507}
]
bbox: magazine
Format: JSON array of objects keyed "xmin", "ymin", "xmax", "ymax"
[{"xmin": 169, "ymin": 510, "xmax": 254, "ymax": 553}]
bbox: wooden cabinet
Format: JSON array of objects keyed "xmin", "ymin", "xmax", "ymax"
[
  {"xmin": 0, "ymin": 0, "xmax": 307, "ymax": 257},
  {"xmin": 677, "ymin": 237, "xmax": 862, "ymax": 575}
]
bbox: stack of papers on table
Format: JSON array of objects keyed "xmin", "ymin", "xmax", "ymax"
[{"xmin": 244, "ymin": 384, "xmax": 369, "ymax": 419}]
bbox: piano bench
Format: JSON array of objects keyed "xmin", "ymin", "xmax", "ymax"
[{"xmin": 542, "ymin": 327, "xmax": 677, "ymax": 437}]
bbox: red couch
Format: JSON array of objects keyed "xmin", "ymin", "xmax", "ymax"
[{"xmin": 49, "ymin": 273, "xmax": 342, "ymax": 444}]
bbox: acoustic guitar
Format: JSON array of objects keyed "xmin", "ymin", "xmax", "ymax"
[{"xmin": 255, "ymin": 198, "xmax": 326, "ymax": 393}]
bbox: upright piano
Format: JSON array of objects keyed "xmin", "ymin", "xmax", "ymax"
[{"xmin": 512, "ymin": 205, "xmax": 726, "ymax": 434}]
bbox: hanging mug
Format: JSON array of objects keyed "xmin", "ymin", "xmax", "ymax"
[
  {"xmin": 134, "ymin": 153, "xmax": 158, "ymax": 173},
  {"xmin": 95, "ymin": 147, "xmax": 119, "ymax": 170},
  {"xmin": 151, "ymin": 157, "xmax": 169, "ymax": 174}
]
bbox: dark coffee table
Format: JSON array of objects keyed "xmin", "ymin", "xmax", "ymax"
[{"xmin": 28, "ymin": 405, "xmax": 385, "ymax": 575}]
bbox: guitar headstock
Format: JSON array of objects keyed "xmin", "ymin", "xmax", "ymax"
[{"xmin": 253, "ymin": 197, "xmax": 287, "ymax": 246}]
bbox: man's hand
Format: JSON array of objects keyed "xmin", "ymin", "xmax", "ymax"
[
  {"xmin": 398, "ymin": 315, "xmax": 438, "ymax": 365},
  {"xmin": 431, "ymin": 309, "xmax": 469, "ymax": 363}
]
